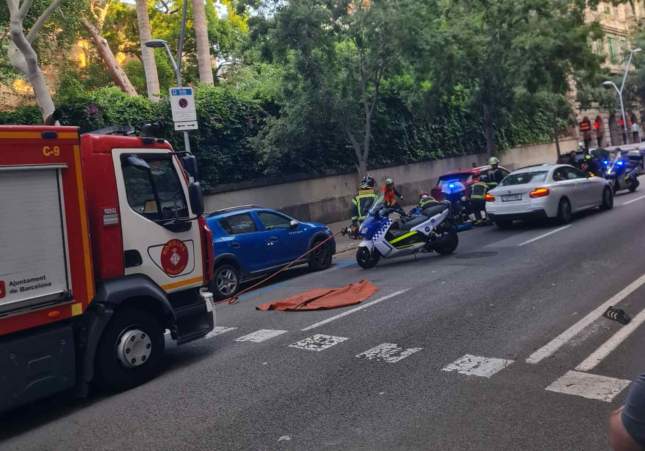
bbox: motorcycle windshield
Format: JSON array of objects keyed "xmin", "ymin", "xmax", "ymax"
[{"xmin": 368, "ymin": 194, "xmax": 385, "ymax": 215}]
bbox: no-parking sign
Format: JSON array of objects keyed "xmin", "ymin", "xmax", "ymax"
[{"xmin": 169, "ymin": 87, "xmax": 198, "ymax": 131}]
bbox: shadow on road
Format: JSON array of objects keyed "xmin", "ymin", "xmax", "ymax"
[{"xmin": 0, "ymin": 342, "xmax": 219, "ymax": 441}]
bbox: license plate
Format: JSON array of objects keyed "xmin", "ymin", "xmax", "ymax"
[{"xmin": 502, "ymin": 194, "xmax": 522, "ymax": 202}]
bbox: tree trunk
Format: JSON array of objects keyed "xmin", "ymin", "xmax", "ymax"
[
  {"xmin": 135, "ymin": 0, "xmax": 160, "ymax": 101},
  {"xmin": 483, "ymin": 104, "xmax": 496, "ymax": 157},
  {"xmin": 192, "ymin": 0, "xmax": 214, "ymax": 85},
  {"xmin": 7, "ymin": 2, "xmax": 55, "ymax": 122},
  {"xmin": 553, "ymin": 117, "xmax": 561, "ymax": 160},
  {"xmin": 81, "ymin": 17, "xmax": 138, "ymax": 96}
]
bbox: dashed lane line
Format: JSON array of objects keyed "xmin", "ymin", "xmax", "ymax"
[
  {"xmin": 526, "ymin": 272, "xmax": 645, "ymax": 364},
  {"xmin": 575, "ymin": 308, "xmax": 645, "ymax": 372},
  {"xmin": 205, "ymin": 326, "xmax": 238, "ymax": 339},
  {"xmin": 517, "ymin": 225, "xmax": 572, "ymax": 247},
  {"xmin": 442, "ymin": 354, "xmax": 514, "ymax": 378},
  {"xmin": 301, "ymin": 289, "xmax": 409, "ymax": 332},
  {"xmin": 545, "ymin": 370, "xmax": 631, "ymax": 402},
  {"xmin": 289, "ymin": 334, "xmax": 349, "ymax": 352},
  {"xmin": 235, "ymin": 329, "xmax": 288, "ymax": 343},
  {"xmin": 356, "ymin": 343, "xmax": 422, "ymax": 363},
  {"xmin": 621, "ymin": 194, "xmax": 645, "ymax": 206}
]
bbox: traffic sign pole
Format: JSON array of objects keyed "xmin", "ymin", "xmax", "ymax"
[{"xmin": 183, "ymin": 131, "xmax": 191, "ymax": 154}]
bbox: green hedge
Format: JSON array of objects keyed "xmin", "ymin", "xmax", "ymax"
[{"xmin": 0, "ymin": 86, "xmax": 554, "ymax": 190}]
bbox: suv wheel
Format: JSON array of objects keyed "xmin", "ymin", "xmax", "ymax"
[
  {"xmin": 210, "ymin": 264, "xmax": 240, "ymax": 300},
  {"xmin": 309, "ymin": 239, "xmax": 333, "ymax": 271}
]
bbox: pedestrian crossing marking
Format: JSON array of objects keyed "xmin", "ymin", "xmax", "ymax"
[
  {"xmin": 235, "ymin": 329, "xmax": 287, "ymax": 343},
  {"xmin": 356, "ymin": 343, "xmax": 422, "ymax": 363},
  {"xmin": 205, "ymin": 326, "xmax": 238, "ymax": 339},
  {"xmin": 442, "ymin": 354, "xmax": 514, "ymax": 378},
  {"xmin": 545, "ymin": 370, "xmax": 631, "ymax": 402},
  {"xmin": 289, "ymin": 334, "xmax": 348, "ymax": 352}
]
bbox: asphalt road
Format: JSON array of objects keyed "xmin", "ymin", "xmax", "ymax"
[{"xmin": 3, "ymin": 189, "xmax": 645, "ymax": 451}]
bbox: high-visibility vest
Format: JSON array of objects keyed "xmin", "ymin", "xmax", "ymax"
[
  {"xmin": 470, "ymin": 182, "xmax": 488, "ymax": 200},
  {"xmin": 352, "ymin": 190, "xmax": 377, "ymax": 221},
  {"xmin": 580, "ymin": 120, "xmax": 591, "ymax": 132}
]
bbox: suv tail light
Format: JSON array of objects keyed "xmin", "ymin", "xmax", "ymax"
[
  {"xmin": 529, "ymin": 187, "xmax": 550, "ymax": 198},
  {"xmin": 484, "ymin": 193, "xmax": 495, "ymax": 202},
  {"xmin": 198, "ymin": 216, "xmax": 214, "ymax": 285}
]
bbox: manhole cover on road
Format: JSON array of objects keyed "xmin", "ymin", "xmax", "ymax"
[{"xmin": 455, "ymin": 251, "xmax": 499, "ymax": 259}]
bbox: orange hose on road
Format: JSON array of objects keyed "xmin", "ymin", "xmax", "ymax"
[{"xmin": 216, "ymin": 230, "xmax": 344, "ymax": 305}]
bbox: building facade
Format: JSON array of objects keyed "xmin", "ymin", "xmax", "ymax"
[{"xmin": 578, "ymin": 1, "xmax": 644, "ymax": 146}]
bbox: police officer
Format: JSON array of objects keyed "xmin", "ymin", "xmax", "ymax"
[
  {"xmin": 581, "ymin": 153, "xmax": 599, "ymax": 177},
  {"xmin": 410, "ymin": 192, "xmax": 438, "ymax": 216}
]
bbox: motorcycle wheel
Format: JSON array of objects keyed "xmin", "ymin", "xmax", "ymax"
[
  {"xmin": 431, "ymin": 229, "xmax": 459, "ymax": 256},
  {"xmin": 629, "ymin": 180, "xmax": 639, "ymax": 193},
  {"xmin": 356, "ymin": 247, "xmax": 380, "ymax": 269}
]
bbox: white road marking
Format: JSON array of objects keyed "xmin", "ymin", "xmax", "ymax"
[
  {"xmin": 576, "ymin": 308, "xmax": 645, "ymax": 372},
  {"xmin": 205, "ymin": 326, "xmax": 238, "ymax": 339},
  {"xmin": 621, "ymin": 194, "xmax": 645, "ymax": 206},
  {"xmin": 517, "ymin": 225, "xmax": 572, "ymax": 247},
  {"xmin": 545, "ymin": 370, "xmax": 631, "ymax": 402},
  {"xmin": 356, "ymin": 343, "xmax": 422, "ymax": 363},
  {"xmin": 235, "ymin": 329, "xmax": 287, "ymax": 343},
  {"xmin": 289, "ymin": 334, "xmax": 348, "ymax": 352},
  {"xmin": 526, "ymin": 272, "xmax": 645, "ymax": 364},
  {"xmin": 442, "ymin": 354, "xmax": 514, "ymax": 378},
  {"xmin": 301, "ymin": 289, "xmax": 409, "ymax": 332}
]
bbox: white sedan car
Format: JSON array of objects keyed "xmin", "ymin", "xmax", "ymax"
[{"xmin": 485, "ymin": 164, "xmax": 613, "ymax": 228}]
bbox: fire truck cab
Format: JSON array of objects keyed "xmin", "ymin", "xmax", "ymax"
[{"xmin": 0, "ymin": 126, "xmax": 215, "ymax": 412}]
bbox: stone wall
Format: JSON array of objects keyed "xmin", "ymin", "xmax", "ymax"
[{"xmin": 204, "ymin": 137, "xmax": 578, "ymax": 224}]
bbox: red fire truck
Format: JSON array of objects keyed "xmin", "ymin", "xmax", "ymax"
[{"xmin": 0, "ymin": 125, "xmax": 215, "ymax": 413}]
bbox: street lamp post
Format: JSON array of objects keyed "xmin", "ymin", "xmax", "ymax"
[
  {"xmin": 603, "ymin": 47, "xmax": 642, "ymax": 145},
  {"xmin": 145, "ymin": 39, "xmax": 192, "ymax": 154}
]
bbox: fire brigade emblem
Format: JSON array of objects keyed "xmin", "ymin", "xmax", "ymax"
[{"xmin": 160, "ymin": 240, "xmax": 189, "ymax": 276}]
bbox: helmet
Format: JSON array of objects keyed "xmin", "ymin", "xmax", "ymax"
[
  {"xmin": 384, "ymin": 177, "xmax": 394, "ymax": 187},
  {"xmin": 488, "ymin": 157, "xmax": 499, "ymax": 166},
  {"xmin": 419, "ymin": 192, "xmax": 431, "ymax": 200},
  {"xmin": 584, "ymin": 154, "xmax": 592, "ymax": 161},
  {"xmin": 360, "ymin": 175, "xmax": 376, "ymax": 190}
]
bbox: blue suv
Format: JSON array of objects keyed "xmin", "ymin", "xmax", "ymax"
[{"xmin": 206, "ymin": 206, "xmax": 336, "ymax": 299}]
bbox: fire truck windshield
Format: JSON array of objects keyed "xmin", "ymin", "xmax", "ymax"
[{"xmin": 122, "ymin": 154, "xmax": 189, "ymax": 224}]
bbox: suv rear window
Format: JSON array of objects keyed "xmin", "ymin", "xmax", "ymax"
[
  {"xmin": 501, "ymin": 171, "xmax": 547, "ymax": 186},
  {"xmin": 219, "ymin": 213, "xmax": 257, "ymax": 235}
]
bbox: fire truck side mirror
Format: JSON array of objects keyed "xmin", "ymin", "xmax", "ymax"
[
  {"xmin": 189, "ymin": 181, "xmax": 205, "ymax": 216},
  {"xmin": 181, "ymin": 154, "xmax": 199, "ymax": 180}
]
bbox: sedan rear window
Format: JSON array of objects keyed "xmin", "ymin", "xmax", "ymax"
[{"xmin": 501, "ymin": 171, "xmax": 547, "ymax": 186}]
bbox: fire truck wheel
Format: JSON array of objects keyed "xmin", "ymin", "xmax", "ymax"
[{"xmin": 94, "ymin": 306, "xmax": 165, "ymax": 392}]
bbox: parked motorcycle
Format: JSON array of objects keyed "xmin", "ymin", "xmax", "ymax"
[
  {"xmin": 603, "ymin": 151, "xmax": 640, "ymax": 193},
  {"xmin": 440, "ymin": 180, "xmax": 473, "ymax": 231},
  {"xmin": 355, "ymin": 196, "xmax": 459, "ymax": 269}
]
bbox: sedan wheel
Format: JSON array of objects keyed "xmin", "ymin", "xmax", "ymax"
[
  {"xmin": 557, "ymin": 198, "xmax": 572, "ymax": 224},
  {"xmin": 211, "ymin": 264, "xmax": 240, "ymax": 300},
  {"xmin": 601, "ymin": 187, "xmax": 614, "ymax": 210}
]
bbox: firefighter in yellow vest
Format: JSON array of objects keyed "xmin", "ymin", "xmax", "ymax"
[
  {"xmin": 470, "ymin": 174, "xmax": 490, "ymax": 225},
  {"xmin": 345, "ymin": 175, "xmax": 378, "ymax": 238}
]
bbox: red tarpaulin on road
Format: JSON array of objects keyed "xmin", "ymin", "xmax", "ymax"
[{"xmin": 256, "ymin": 280, "xmax": 379, "ymax": 311}]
